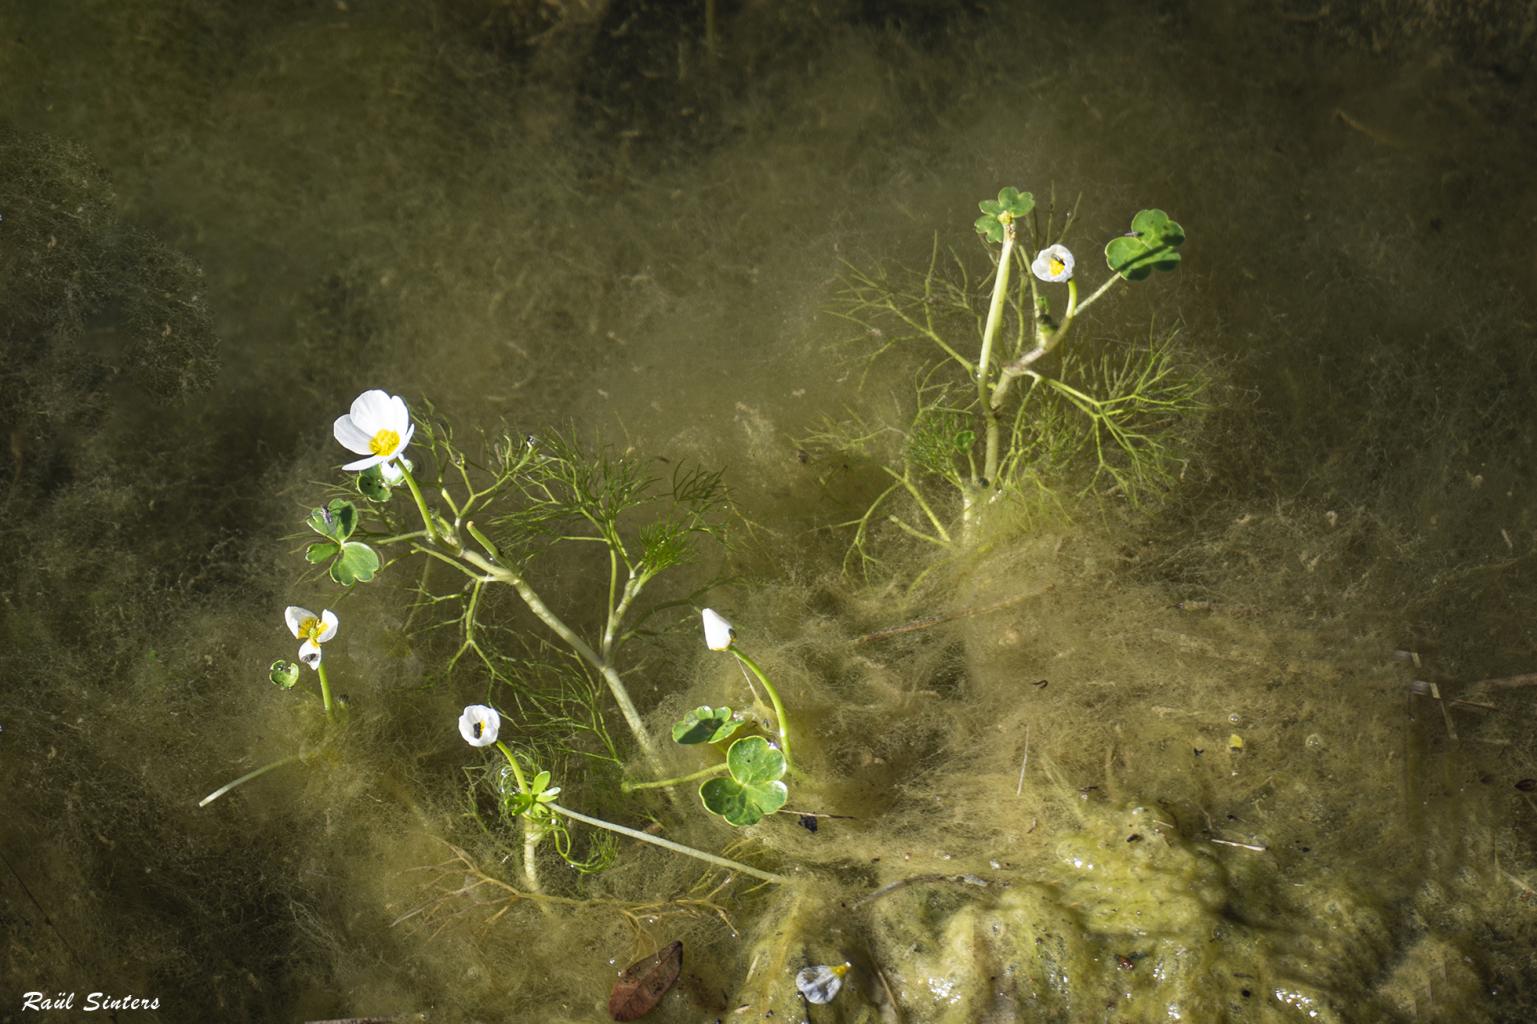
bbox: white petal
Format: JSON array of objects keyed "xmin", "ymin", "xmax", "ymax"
[
  {"xmin": 398, "ymin": 419, "xmax": 415, "ymax": 452},
  {"xmin": 334, "ymin": 415, "xmax": 375, "ymax": 455},
  {"xmin": 459, "ymin": 705, "xmax": 501, "ymax": 747},
  {"xmin": 299, "ymin": 639, "xmax": 323, "ymax": 669},
  {"xmin": 702, "ymin": 608, "xmax": 735, "ymax": 651},
  {"xmin": 351, "ymin": 389, "xmax": 393, "ymax": 433},
  {"xmin": 386, "ymin": 394, "xmax": 411, "ymax": 434},
  {"xmin": 285, "ymin": 606, "xmax": 316, "ymax": 638},
  {"xmin": 317, "ymin": 610, "xmax": 339, "ymax": 642},
  {"xmin": 342, "ymin": 453, "xmax": 387, "ymax": 472}
]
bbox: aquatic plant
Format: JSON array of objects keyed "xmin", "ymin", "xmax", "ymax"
[
  {"xmin": 622, "ymin": 609, "xmax": 797, "ymax": 826},
  {"xmin": 813, "ymin": 187, "xmax": 1204, "ymax": 571}
]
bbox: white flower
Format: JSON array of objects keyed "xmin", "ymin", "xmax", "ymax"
[
  {"xmin": 795, "ymin": 963, "xmax": 850, "ymax": 1004},
  {"xmin": 459, "ymin": 704, "xmax": 501, "ymax": 747},
  {"xmin": 1031, "ymin": 244, "xmax": 1075, "ymax": 283},
  {"xmin": 285, "ymin": 605, "xmax": 338, "ymax": 670},
  {"xmin": 701, "ymin": 608, "xmax": 735, "ymax": 651},
  {"xmin": 334, "ymin": 389, "xmax": 415, "ymax": 475}
]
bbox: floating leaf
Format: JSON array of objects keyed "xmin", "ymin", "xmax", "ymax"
[
  {"xmin": 356, "ymin": 464, "xmax": 393, "ymax": 502},
  {"xmin": 671, "ymin": 705, "xmax": 743, "ymax": 745},
  {"xmin": 306, "ymin": 498, "xmax": 358, "ymax": 542},
  {"xmin": 1105, "ymin": 208, "xmax": 1184, "ymax": 281},
  {"xmin": 608, "ymin": 940, "xmax": 683, "ymax": 1022},
  {"xmin": 975, "ymin": 187, "xmax": 1035, "ymax": 243},
  {"xmin": 305, "ymin": 540, "xmax": 339, "ymax": 564},
  {"xmin": 700, "ymin": 736, "xmax": 788, "ymax": 827},
  {"xmin": 269, "ymin": 659, "xmax": 300, "ymax": 690},
  {"xmin": 328, "ymin": 541, "xmax": 380, "ymax": 586}
]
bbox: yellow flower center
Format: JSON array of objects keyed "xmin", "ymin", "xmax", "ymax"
[
  {"xmin": 1049, "ymin": 257, "xmax": 1066, "ymax": 276},
  {"xmin": 298, "ymin": 616, "xmax": 324, "ymax": 643},
  {"xmin": 369, "ymin": 428, "xmax": 401, "ymax": 457}
]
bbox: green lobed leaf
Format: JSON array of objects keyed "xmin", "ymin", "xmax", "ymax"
[
  {"xmin": 269, "ymin": 659, "xmax": 300, "ymax": 690},
  {"xmin": 306, "ymin": 498, "xmax": 358, "ymax": 542},
  {"xmin": 726, "ymin": 735, "xmax": 787, "ymax": 785},
  {"xmin": 697, "ymin": 736, "xmax": 791, "ymax": 826},
  {"xmin": 328, "ymin": 541, "xmax": 380, "ymax": 586},
  {"xmin": 975, "ymin": 187, "xmax": 1035, "ymax": 244},
  {"xmin": 671, "ymin": 705, "xmax": 743, "ymax": 745},
  {"xmin": 1105, "ymin": 208, "xmax": 1185, "ymax": 281},
  {"xmin": 305, "ymin": 540, "xmax": 340, "ymax": 564}
]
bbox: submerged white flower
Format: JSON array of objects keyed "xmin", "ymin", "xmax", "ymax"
[
  {"xmin": 1031, "ymin": 243, "xmax": 1075, "ymax": 283},
  {"xmin": 701, "ymin": 608, "xmax": 735, "ymax": 651},
  {"xmin": 284, "ymin": 605, "xmax": 338, "ymax": 670},
  {"xmin": 795, "ymin": 963, "xmax": 850, "ymax": 1005},
  {"xmin": 459, "ymin": 704, "xmax": 501, "ymax": 747},
  {"xmin": 334, "ymin": 389, "xmax": 415, "ymax": 475}
]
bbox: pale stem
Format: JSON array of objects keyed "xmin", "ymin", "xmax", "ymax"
[
  {"xmin": 621, "ymin": 762, "xmax": 729, "ymax": 793},
  {"xmin": 978, "ymin": 227, "xmax": 1016, "ymax": 486},
  {"xmin": 198, "ymin": 752, "xmax": 307, "ymax": 807},
  {"xmin": 730, "ymin": 648, "xmax": 795, "ymax": 774},
  {"xmin": 496, "ymin": 742, "xmax": 545, "ymax": 897},
  {"xmin": 547, "ymin": 802, "xmax": 786, "ymax": 884}
]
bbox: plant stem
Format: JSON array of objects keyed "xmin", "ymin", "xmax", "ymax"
[
  {"xmin": 198, "ymin": 752, "xmax": 307, "ymax": 807},
  {"xmin": 463, "ymin": 548, "xmax": 662, "ymax": 771},
  {"xmin": 621, "ymin": 762, "xmax": 729, "ymax": 793},
  {"xmin": 979, "ymin": 226, "xmax": 1016, "ymax": 487},
  {"xmin": 730, "ymin": 648, "xmax": 795, "ymax": 773},
  {"xmin": 397, "ymin": 462, "xmax": 438, "ymax": 543},
  {"xmin": 316, "ymin": 662, "xmax": 335, "ymax": 719},
  {"xmin": 495, "ymin": 742, "xmax": 545, "ymax": 897},
  {"xmin": 547, "ymin": 803, "xmax": 786, "ymax": 884}
]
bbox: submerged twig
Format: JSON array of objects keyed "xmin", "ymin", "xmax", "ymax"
[
  {"xmin": 856, "ymin": 586, "xmax": 1052, "ymax": 644},
  {"xmin": 854, "ymin": 873, "xmax": 991, "ymax": 908}
]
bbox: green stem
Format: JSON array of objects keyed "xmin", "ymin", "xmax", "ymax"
[
  {"xmin": 730, "ymin": 648, "xmax": 794, "ymax": 774},
  {"xmin": 547, "ymin": 803, "xmax": 786, "ymax": 884},
  {"xmin": 978, "ymin": 228, "xmax": 1016, "ymax": 487},
  {"xmin": 462, "ymin": 548, "xmax": 662, "ymax": 771},
  {"xmin": 198, "ymin": 752, "xmax": 307, "ymax": 807},
  {"xmin": 316, "ymin": 662, "xmax": 335, "ymax": 719},
  {"xmin": 496, "ymin": 740, "xmax": 530, "ymax": 793},
  {"xmin": 495, "ymin": 742, "xmax": 545, "ymax": 897},
  {"xmin": 621, "ymin": 762, "xmax": 729, "ymax": 793},
  {"xmin": 398, "ymin": 462, "xmax": 438, "ymax": 544}
]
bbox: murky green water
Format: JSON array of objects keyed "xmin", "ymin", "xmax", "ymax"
[{"xmin": 4, "ymin": 2, "xmax": 1537, "ymax": 1022}]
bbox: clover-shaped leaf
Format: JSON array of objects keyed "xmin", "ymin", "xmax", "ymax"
[
  {"xmin": 356, "ymin": 464, "xmax": 393, "ymax": 502},
  {"xmin": 699, "ymin": 736, "xmax": 788, "ymax": 827},
  {"xmin": 305, "ymin": 541, "xmax": 339, "ymax": 564},
  {"xmin": 269, "ymin": 659, "xmax": 300, "ymax": 690},
  {"xmin": 1105, "ymin": 208, "xmax": 1185, "ymax": 281},
  {"xmin": 307, "ymin": 499, "xmax": 358, "ymax": 543},
  {"xmin": 328, "ymin": 541, "xmax": 380, "ymax": 586},
  {"xmin": 671, "ymin": 705, "xmax": 744, "ymax": 745},
  {"xmin": 974, "ymin": 187, "xmax": 1035, "ymax": 243}
]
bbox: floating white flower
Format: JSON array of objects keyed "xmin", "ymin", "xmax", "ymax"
[
  {"xmin": 284, "ymin": 605, "xmax": 338, "ymax": 669},
  {"xmin": 701, "ymin": 608, "xmax": 735, "ymax": 651},
  {"xmin": 334, "ymin": 389, "xmax": 415, "ymax": 476},
  {"xmin": 1031, "ymin": 243, "xmax": 1075, "ymax": 283},
  {"xmin": 459, "ymin": 704, "xmax": 501, "ymax": 747},
  {"xmin": 795, "ymin": 963, "xmax": 850, "ymax": 1004}
]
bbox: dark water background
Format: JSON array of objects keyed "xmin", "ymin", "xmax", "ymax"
[{"xmin": 4, "ymin": 1, "xmax": 1537, "ymax": 1021}]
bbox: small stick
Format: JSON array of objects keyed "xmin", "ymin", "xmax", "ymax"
[
  {"xmin": 854, "ymin": 873, "xmax": 990, "ymax": 908},
  {"xmin": 1210, "ymin": 838, "xmax": 1267, "ymax": 852},
  {"xmin": 1015, "ymin": 725, "xmax": 1030, "ymax": 797},
  {"xmin": 1468, "ymin": 672, "xmax": 1537, "ymax": 691}
]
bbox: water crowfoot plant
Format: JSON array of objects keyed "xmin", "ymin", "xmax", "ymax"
[
  {"xmin": 460, "ymin": 706, "xmax": 786, "ymax": 885},
  {"xmin": 813, "ymin": 187, "xmax": 1203, "ymax": 570}
]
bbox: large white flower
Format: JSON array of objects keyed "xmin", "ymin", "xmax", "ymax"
[
  {"xmin": 334, "ymin": 389, "xmax": 415, "ymax": 475},
  {"xmin": 459, "ymin": 704, "xmax": 501, "ymax": 747},
  {"xmin": 285, "ymin": 605, "xmax": 338, "ymax": 670},
  {"xmin": 701, "ymin": 608, "xmax": 735, "ymax": 651},
  {"xmin": 1031, "ymin": 243, "xmax": 1075, "ymax": 283}
]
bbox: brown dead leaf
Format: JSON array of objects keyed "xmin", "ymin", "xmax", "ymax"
[{"xmin": 608, "ymin": 940, "xmax": 683, "ymax": 1022}]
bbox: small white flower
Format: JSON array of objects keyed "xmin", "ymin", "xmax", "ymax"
[
  {"xmin": 1031, "ymin": 243, "xmax": 1075, "ymax": 283},
  {"xmin": 795, "ymin": 963, "xmax": 850, "ymax": 1005},
  {"xmin": 701, "ymin": 608, "xmax": 735, "ymax": 651},
  {"xmin": 459, "ymin": 704, "xmax": 501, "ymax": 747},
  {"xmin": 285, "ymin": 605, "xmax": 338, "ymax": 670},
  {"xmin": 334, "ymin": 389, "xmax": 415, "ymax": 475}
]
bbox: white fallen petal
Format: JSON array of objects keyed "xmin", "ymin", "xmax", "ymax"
[{"xmin": 795, "ymin": 964, "xmax": 849, "ymax": 1004}]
